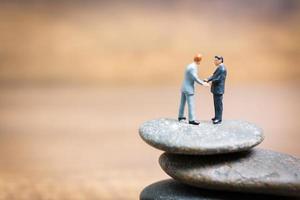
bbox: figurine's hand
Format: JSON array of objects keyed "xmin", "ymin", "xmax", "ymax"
[{"xmin": 203, "ymin": 82, "xmax": 210, "ymax": 87}]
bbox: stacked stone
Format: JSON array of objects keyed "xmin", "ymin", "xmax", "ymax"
[{"xmin": 139, "ymin": 118, "xmax": 300, "ymax": 200}]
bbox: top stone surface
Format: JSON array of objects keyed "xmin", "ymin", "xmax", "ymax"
[{"xmin": 139, "ymin": 118, "xmax": 264, "ymax": 155}]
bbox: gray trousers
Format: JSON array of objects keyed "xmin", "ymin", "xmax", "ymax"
[{"xmin": 178, "ymin": 92, "xmax": 195, "ymax": 121}]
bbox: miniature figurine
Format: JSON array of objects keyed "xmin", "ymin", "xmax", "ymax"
[
  {"xmin": 178, "ymin": 54, "xmax": 209, "ymax": 125},
  {"xmin": 204, "ymin": 56, "xmax": 227, "ymax": 124}
]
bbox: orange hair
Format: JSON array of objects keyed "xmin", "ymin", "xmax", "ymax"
[{"xmin": 194, "ymin": 54, "xmax": 203, "ymax": 62}]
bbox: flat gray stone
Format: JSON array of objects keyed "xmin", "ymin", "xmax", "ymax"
[
  {"xmin": 140, "ymin": 179, "xmax": 298, "ymax": 200},
  {"xmin": 159, "ymin": 149, "xmax": 300, "ymax": 197},
  {"xmin": 139, "ymin": 118, "xmax": 264, "ymax": 155}
]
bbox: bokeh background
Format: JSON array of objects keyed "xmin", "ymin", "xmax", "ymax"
[{"xmin": 0, "ymin": 0, "xmax": 299, "ymax": 199}]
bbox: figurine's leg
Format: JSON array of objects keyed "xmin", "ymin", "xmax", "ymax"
[
  {"xmin": 214, "ymin": 94, "xmax": 223, "ymax": 120},
  {"xmin": 219, "ymin": 94, "xmax": 223, "ymax": 120},
  {"xmin": 213, "ymin": 94, "xmax": 217, "ymax": 120},
  {"xmin": 178, "ymin": 92, "xmax": 186, "ymax": 119},
  {"xmin": 187, "ymin": 94, "xmax": 195, "ymax": 121}
]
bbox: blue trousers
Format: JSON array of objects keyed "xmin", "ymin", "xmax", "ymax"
[
  {"xmin": 213, "ymin": 94, "xmax": 223, "ymax": 120},
  {"xmin": 178, "ymin": 92, "xmax": 195, "ymax": 121}
]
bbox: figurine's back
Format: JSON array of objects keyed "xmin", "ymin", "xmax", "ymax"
[{"xmin": 181, "ymin": 63, "xmax": 197, "ymax": 95}]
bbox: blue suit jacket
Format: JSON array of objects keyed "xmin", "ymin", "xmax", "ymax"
[{"xmin": 207, "ymin": 64, "xmax": 227, "ymax": 95}]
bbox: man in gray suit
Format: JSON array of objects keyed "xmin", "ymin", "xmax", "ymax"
[{"xmin": 178, "ymin": 54, "xmax": 209, "ymax": 125}]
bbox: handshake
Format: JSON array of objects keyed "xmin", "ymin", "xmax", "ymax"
[{"xmin": 203, "ymin": 79, "xmax": 210, "ymax": 87}]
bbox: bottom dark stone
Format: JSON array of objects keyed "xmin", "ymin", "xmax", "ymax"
[{"xmin": 140, "ymin": 179, "xmax": 299, "ymax": 200}]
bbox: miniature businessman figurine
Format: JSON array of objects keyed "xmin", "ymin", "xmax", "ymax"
[
  {"xmin": 205, "ymin": 56, "xmax": 227, "ymax": 124},
  {"xmin": 178, "ymin": 54, "xmax": 209, "ymax": 125}
]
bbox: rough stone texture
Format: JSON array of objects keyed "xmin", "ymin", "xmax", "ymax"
[
  {"xmin": 140, "ymin": 179, "xmax": 298, "ymax": 200},
  {"xmin": 159, "ymin": 149, "xmax": 300, "ymax": 197},
  {"xmin": 139, "ymin": 118, "xmax": 264, "ymax": 155}
]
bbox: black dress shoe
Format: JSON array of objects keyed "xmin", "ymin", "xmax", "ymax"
[
  {"xmin": 211, "ymin": 117, "xmax": 216, "ymax": 121},
  {"xmin": 189, "ymin": 120, "xmax": 200, "ymax": 125},
  {"xmin": 213, "ymin": 119, "xmax": 222, "ymax": 124},
  {"xmin": 178, "ymin": 117, "xmax": 186, "ymax": 121}
]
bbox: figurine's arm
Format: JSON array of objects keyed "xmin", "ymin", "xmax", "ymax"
[
  {"xmin": 191, "ymin": 68, "xmax": 205, "ymax": 85},
  {"xmin": 207, "ymin": 69, "xmax": 222, "ymax": 82}
]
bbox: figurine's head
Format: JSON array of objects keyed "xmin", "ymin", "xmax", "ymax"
[
  {"xmin": 194, "ymin": 54, "xmax": 203, "ymax": 64},
  {"xmin": 214, "ymin": 56, "xmax": 223, "ymax": 66}
]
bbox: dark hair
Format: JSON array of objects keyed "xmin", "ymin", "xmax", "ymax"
[{"xmin": 215, "ymin": 56, "xmax": 223, "ymax": 63}]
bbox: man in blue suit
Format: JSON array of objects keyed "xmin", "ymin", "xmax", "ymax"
[
  {"xmin": 178, "ymin": 54, "xmax": 209, "ymax": 125},
  {"xmin": 205, "ymin": 56, "xmax": 227, "ymax": 124}
]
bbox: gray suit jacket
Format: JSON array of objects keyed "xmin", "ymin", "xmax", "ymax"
[{"xmin": 181, "ymin": 62, "xmax": 205, "ymax": 95}]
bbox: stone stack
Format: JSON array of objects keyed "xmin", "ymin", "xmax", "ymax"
[{"xmin": 139, "ymin": 118, "xmax": 300, "ymax": 199}]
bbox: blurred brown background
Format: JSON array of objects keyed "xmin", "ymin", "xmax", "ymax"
[{"xmin": 0, "ymin": 0, "xmax": 299, "ymax": 199}]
